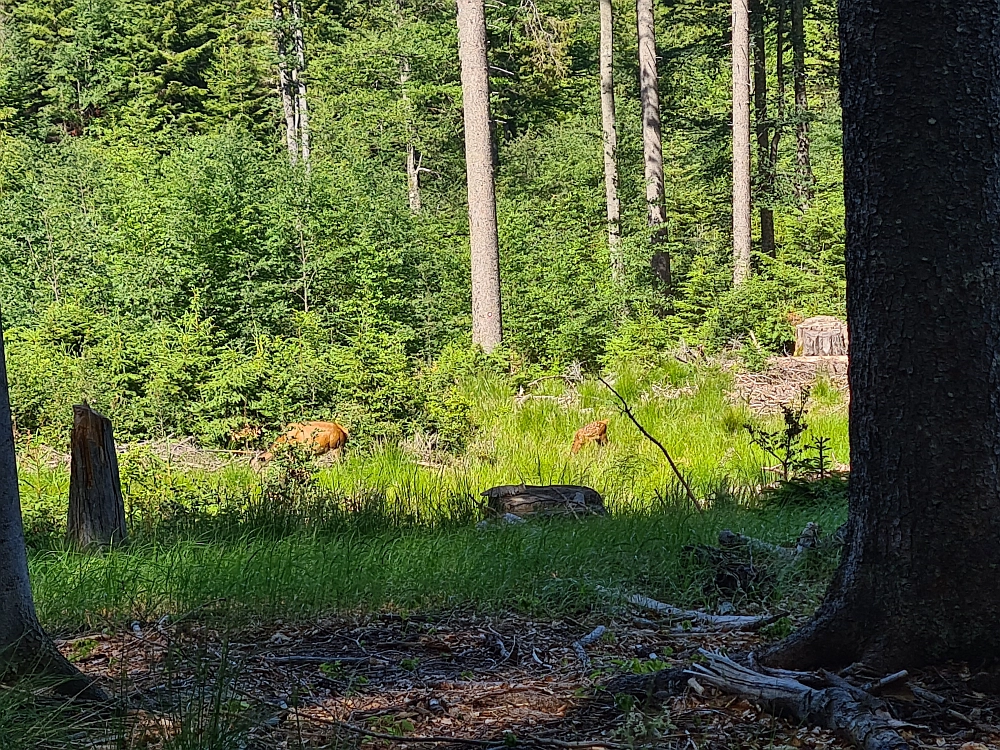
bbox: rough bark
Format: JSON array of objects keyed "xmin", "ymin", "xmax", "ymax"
[
  {"xmin": 457, "ymin": 0, "xmax": 503, "ymax": 352},
  {"xmin": 400, "ymin": 54, "xmax": 422, "ymax": 214},
  {"xmin": 793, "ymin": 315, "xmax": 848, "ymax": 356},
  {"xmin": 481, "ymin": 484, "xmax": 605, "ymax": 518},
  {"xmin": 750, "ymin": 0, "xmax": 775, "ymax": 256},
  {"xmin": 761, "ymin": 0, "xmax": 1000, "ymax": 672},
  {"xmin": 731, "ymin": 0, "xmax": 752, "ymax": 285},
  {"xmin": 67, "ymin": 404, "xmax": 127, "ymax": 549},
  {"xmin": 272, "ymin": 0, "xmax": 298, "ymax": 163},
  {"xmin": 290, "ymin": 0, "xmax": 310, "ymax": 168},
  {"xmin": 0, "ymin": 324, "xmax": 104, "ymax": 699},
  {"xmin": 770, "ymin": 0, "xmax": 784, "ymax": 190},
  {"xmin": 790, "ymin": 0, "xmax": 812, "ymax": 209},
  {"xmin": 599, "ymin": 0, "xmax": 622, "ymax": 283},
  {"xmin": 636, "ymin": 0, "xmax": 669, "ymax": 286}
]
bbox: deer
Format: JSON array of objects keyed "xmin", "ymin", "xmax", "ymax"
[
  {"xmin": 258, "ymin": 421, "xmax": 349, "ymax": 464},
  {"xmin": 571, "ymin": 419, "xmax": 609, "ymax": 454}
]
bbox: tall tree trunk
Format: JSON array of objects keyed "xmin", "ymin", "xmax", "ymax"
[
  {"xmin": 456, "ymin": 0, "xmax": 503, "ymax": 352},
  {"xmin": 599, "ymin": 0, "xmax": 622, "ymax": 283},
  {"xmin": 400, "ymin": 54, "xmax": 422, "ymax": 214},
  {"xmin": 636, "ymin": 0, "xmax": 670, "ymax": 288},
  {"xmin": 272, "ymin": 0, "xmax": 298, "ymax": 163},
  {"xmin": 290, "ymin": 0, "xmax": 310, "ymax": 168},
  {"xmin": 762, "ymin": 0, "xmax": 1000, "ymax": 673},
  {"xmin": 0, "ymin": 323, "xmax": 104, "ymax": 699},
  {"xmin": 731, "ymin": 0, "xmax": 752, "ymax": 285},
  {"xmin": 790, "ymin": 0, "xmax": 812, "ymax": 209},
  {"xmin": 751, "ymin": 0, "xmax": 774, "ymax": 256}
]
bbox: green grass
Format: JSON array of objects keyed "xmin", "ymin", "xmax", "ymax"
[{"xmin": 16, "ymin": 360, "xmax": 849, "ymax": 636}]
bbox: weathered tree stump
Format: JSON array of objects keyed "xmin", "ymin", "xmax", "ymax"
[
  {"xmin": 481, "ymin": 484, "xmax": 605, "ymax": 518},
  {"xmin": 67, "ymin": 404, "xmax": 127, "ymax": 548},
  {"xmin": 794, "ymin": 316, "xmax": 848, "ymax": 356}
]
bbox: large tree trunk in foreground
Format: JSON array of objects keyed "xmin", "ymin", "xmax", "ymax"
[
  {"xmin": 761, "ymin": 0, "xmax": 1000, "ymax": 672},
  {"xmin": 636, "ymin": 0, "xmax": 669, "ymax": 286},
  {"xmin": 731, "ymin": 0, "xmax": 752, "ymax": 285},
  {"xmin": 790, "ymin": 0, "xmax": 812, "ymax": 209},
  {"xmin": 0, "ymin": 325, "xmax": 103, "ymax": 699},
  {"xmin": 599, "ymin": 0, "xmax": 622, "ymax": 284},
  {"xmin": 67, "ymin": 404, "xmax": 127, "ymax": 549},
  {"xmin": 457, "ymin": 0, "xmax": 503, "ymax": 352},
  {"xmin": 750, "ymin": 0, "xmax": 774, "ymax": 256}
]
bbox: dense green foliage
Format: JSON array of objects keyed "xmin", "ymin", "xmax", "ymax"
[{"xmin": 1, "ymin": 0, "xmax": 845, "ymax": 443}]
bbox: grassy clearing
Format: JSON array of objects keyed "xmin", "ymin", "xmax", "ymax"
[{"xmin": 16, "ymin": 361, "xmax": 849, "ymax": 637}]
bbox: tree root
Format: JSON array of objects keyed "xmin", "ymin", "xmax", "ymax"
[
  {"xmin": 687, "ymin": 650, "xmax": 910, "ymax": 750},
  {"xmin": 1, "ymin": 629, "xmax": 107, "ymax": 701}
]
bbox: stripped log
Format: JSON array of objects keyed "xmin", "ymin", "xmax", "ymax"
[
  {"xmin": 67, "ymin": 404, "xmax": 127, "ymax": 549},
  {"xmin": 687, "ymin": 650, "xmax": 909, "ymax": 750}
]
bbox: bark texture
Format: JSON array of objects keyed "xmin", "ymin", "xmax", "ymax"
[
  {"xmin": 731, "ymin": 0, "xmax": 752, "ymax": 285},
  {"xmin": 599, "ymin": 0, "xmax": 622, "ymax": 283},
  {"xmin": 0, "ymin": 325, "xmax": 103, "ymax": 699},
  {"xmin": 457, "ymin": 0, "xmax": 503, "ymax": 352},
  {"xmin": 400, "ymin": 54, "xmax": 422, "ymax": 214},
  {"xmin": 636, "ymin": 0, "xmax": 669, "ymax": 286},
  {"xmin": 751, "ymin": 0, "xmax": 775, "ymax": 256},
  {"xmin": 67, "ymin": 404, "xmax": 127, "ymax": 549},
  {"xmin": 762, "ymin": 0, "xmax": 1000, "ymax": 672},
  {"xmin": 272, "ymin": 0, "xmax": 310, "ymax": 168},
  {"xmin": 790, "ymin": 0, "xmax": 812, "ymax": 208}
]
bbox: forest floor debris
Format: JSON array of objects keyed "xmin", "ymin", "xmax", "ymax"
[
  {"xmin": 733, "ymin": 356, "xmax": 849, "ymax": 415},
  {"xmin": 48, "ymin": 611, "xmax": 999, "ymax": 749}
]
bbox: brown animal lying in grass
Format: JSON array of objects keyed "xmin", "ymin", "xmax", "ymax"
[
  {"xmin": 259, "ymin": 421, "xmax": 349, "ymax": 463},
  {"xmin": 571, "ymin": 419, "xmax": 609, "ymax": 454}
]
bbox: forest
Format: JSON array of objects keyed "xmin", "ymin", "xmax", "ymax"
[
  {"xmin": 0, "ymin": 0, "xmax": 846, "ymax": 445},
  {"xmin": 2, "ymin": 0, "xmax": 999, "ymax": 748}
]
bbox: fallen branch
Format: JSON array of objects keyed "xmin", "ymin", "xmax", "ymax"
[
  {"xmin": 572, "ymin": 625, "xmax": 607, "ymax": 668},
  {"xmin": 604, "ymin": 588, "xmax": 785, "ymax": 632},
  {"xmin": 596, "ymin": 376, "xmax": 702, "ymax": 514},
  {"xmin": 686, "ymin": 650, "xmax": 909, "ymax": 750}
]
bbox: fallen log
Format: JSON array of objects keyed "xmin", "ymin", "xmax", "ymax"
[
  {"xmin": 687, "ymin": 650, "xmax": 909, "ymax": 750},
  {"xmin": 481, "ymin": 484, "xmax": 605, "ymax": 518}
]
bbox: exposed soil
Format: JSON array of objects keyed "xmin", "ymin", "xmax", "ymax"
[{"xmin": 50, "ymin": 610, "xmax": 1000, "ymax": 749}]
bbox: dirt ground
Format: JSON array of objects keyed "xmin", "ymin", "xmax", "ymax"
[{"xmin": 56, "ymin": 611, "xmax": 999, "ymax": 750}]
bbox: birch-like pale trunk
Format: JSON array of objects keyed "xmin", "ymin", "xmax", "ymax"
[{"xmin": 731, "ymin": 0, "xmax": 752, "ymax": 285}]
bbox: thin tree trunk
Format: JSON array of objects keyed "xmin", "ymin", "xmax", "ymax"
[
  {"xmin": 0, "ymin": 324, "xmax": 104, "ymax": 699},
  {"xmin": 636, "ymin": 0, "xmax": 665, "ymax": 230},
  {"xmin": 400, "ymin": 54, "xmax": 422, "ymax": 213},
  {"xmin": 67, "ymin": 404, "xmax": 127, "ymax": 549},
  {"xmin": 272, "ymin": 0, "xmax": 298, "ymax": 164},
  {"xmin": 732, "ymin": 0, "xmax": 752, "ymax": 285},
  {"xmin": 599, "ymin": 0, "xmax": 622, "ymax": 283},
  {"xmin": 762, "ymin": 0, "xmax": 1000, "ymax": 673},
  {"xmin": 290, "ymin": 0, "xmax": 310, "ymax": 168},
  {"xmin": 456, "ymin": 0, "xmax": 503, "ymax": 352},
  {"xmin": 751, "ymin": 0, "xmax": 774, "ymax": 256},
  {"xmin": 770, "ymin": 0, "xmax": 784, "ymax": 182},
  {"xmin": 791, "ymin": 0, "xmax": 812, "ymax": 209}
]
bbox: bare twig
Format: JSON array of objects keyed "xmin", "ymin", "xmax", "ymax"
[
  {"xmin": 572, "ymin": 625, "xmax": 607, "ymax": 667},
  {"xmin": 596, "ymin": 376, "xmax": 702, "ymax": 513}
]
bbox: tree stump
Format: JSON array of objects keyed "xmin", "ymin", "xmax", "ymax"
[
  {"xmin": 67, "ymin": 404, "xmax": 127, "ymax": 549},
  {"xmin": 794, "ymin": 316, "xmax": 848, "ymax": 356},
  {"xmin": 481, "ymin": 484, "xmax": 606, "ymax": 518}
]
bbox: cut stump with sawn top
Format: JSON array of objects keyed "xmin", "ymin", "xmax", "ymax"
[
  {"xmin": 794, "ymin": 316, "xmax": 848, "ymax": 356},
  {"xmin": 67, "ymin": 403, "xmax": 127, "ymax": 548},
  {"xmin": 481, "ymin": 484, "xmax": 606, "ymax": 518}
]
